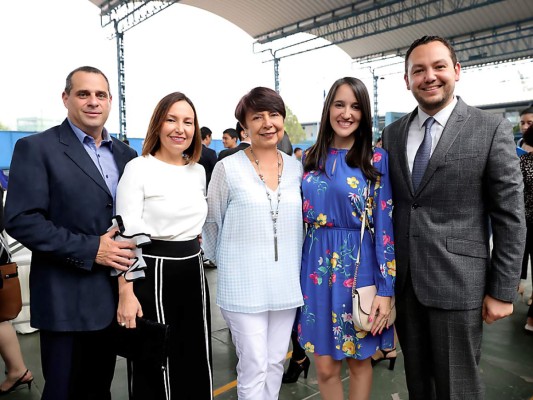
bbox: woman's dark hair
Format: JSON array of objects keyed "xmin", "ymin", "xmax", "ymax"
[
  {"xmin": 142, "ymin": 92, "xmax": 202, "ymax": 163},
  {"xmin": 235, "ymin": 121, "xmax": 245, "ymax": 140},
  {"xmin": 234, "ymin": 87, "xmax": 286, "ymax": 128},
  {"xmin": 523, "ymin": 124, "xmax": 533, "ymax": 147},
  {"xmin": 303, "ymin": 77, "xmax": 378, "ymax": 180},
  {"xmin": 520, "ymin": 106, "xmax": 533, "ymax": 116}
]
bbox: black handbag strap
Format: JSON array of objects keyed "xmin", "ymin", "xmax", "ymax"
[{"xmin": 0, "ymin": 232, "xmax": 12, "ymax": 265}]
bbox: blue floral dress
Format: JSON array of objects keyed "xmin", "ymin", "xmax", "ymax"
[{"xmin": 298, "ymin": 147, "xmax": 396, "ymax": 360}]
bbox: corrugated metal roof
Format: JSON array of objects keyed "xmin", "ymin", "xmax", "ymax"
[
  {"xmin": 179, "ymin": 0, "xmax": 355, "ymax": 39},
  {"xmin": 89, "ymin": 0, "xmax": 533, "ymax": 67}
]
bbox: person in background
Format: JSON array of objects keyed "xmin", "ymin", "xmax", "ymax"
[
  {"xmin": 4, "ymin": 66, "xmax": 137, "ymax": 400},
  {"xmin": 216, "ymin": 121, "xmax": 251, "ymax": 162},
  {"xmin": 375, "ymin": 137, "xmax": 383, "ymax": 148},
  {"xmin": 382, "ymin": 35, "xmax": 525, "ymax": 400},
  {"xmin": 0, "ymin": 171, "xmax": 7, "ymax": 191},
  {"xmin": 199, "ymin": 126, "xmax": 218, "ymax": 269},
  {"xmin": 282, "ymin": 144, "xmax": 311, "ymax": 385},
  {"xmin": 517, "ymin": 106, "xmax": 533, "ymax": 148},
  {"xmin": 526, "ymin": 289, "xmax": 533, "ymax": 333},
  {"xmin": 298, "ymin": 76, "xmax": 395, "ymax": 399},
  {"xmin": 293, "ymin": 147, "xmax": 303, "ymax": 161},
  {"xmin": 199, "ymin": 126, "xmax": 217, "ymax": 188},
  {"xmin": 282, "ymin": 315, "xmax": 309, "ymax": 384},
  {"xmin": 0, "ymin": 186, "xmax": 34, "ymax": 395},
  {"xmin": 115, "ymin": 92, "xmax": 212, "ymax": 399},
  {"xmin": 203, "ymin": 87, "xmax": 303, "ymax": 400},
  {"xmin": 217, "ymin": 127, "xmax": 239, "ymax": 161},
  {"xmin": 518, "ymin": 106, "xmax": 533, "ymax": 305},
  {"xmin": 519, "ymin": 124, "xmax": 533, "ymax": 332},
  {"xmin": 278, "ymin": 131, "xmax": 294, "ymax": 156}
]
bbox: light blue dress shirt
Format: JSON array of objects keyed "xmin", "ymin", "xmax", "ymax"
[{"xmin": 68, "ymin": 120, "xmax": 119, "ymax": 205}]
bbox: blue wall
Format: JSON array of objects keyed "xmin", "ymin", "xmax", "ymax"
[
  {"xmin": 126, "ymin": 138, "xmax": 231, "ymax": 157},
  {"xmin": 1, "ymin": 131, "xmax": 312, "ymax": 171},
  {"xmin": 1, "ymin": 131, "xmax": 34, "ymax": 170}
]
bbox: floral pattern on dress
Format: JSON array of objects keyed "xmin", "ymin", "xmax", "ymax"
[{"xmin": 298, "ymin": 147, "xmax": 395, "ymax": 360}]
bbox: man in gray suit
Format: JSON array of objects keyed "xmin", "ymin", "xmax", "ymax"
[{"xmin": 382, "ymin": 36, "xmax": 525, "ymax": 399}]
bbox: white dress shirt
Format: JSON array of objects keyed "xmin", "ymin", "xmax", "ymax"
[{"xmin": 407, "ymin": 97, "xmax": 458, "ymax": 173}]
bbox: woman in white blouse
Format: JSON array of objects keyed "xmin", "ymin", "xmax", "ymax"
[
  {"xmin": 203, "ymin": 87, "xmax": 304, "ymax": 400},
  {"xmin": 115, "ymin": 92, "xmax": 212, "ymax": 399}
]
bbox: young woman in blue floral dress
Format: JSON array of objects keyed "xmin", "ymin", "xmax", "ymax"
[{"xmin": 298, "ymin": 77, "xmax": 396, "ymax": 399}]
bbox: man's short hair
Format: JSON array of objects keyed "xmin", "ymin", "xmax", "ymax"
[{"xmin": 200, "ymin": 126, "xmax": 212, "ymax": 140}]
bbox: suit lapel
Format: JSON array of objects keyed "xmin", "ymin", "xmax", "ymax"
[
  {"xmin": 398, "ymin": 111, "xmax": 418, "ymax": 196},
  {"xmin": 111, "ymin": 137, "xmax": 132, "ymax": 178},
  {"xmin": 59, "ymin": 120, "xmax": 112, "ymax": 197},
  {"xmin": 416, "ymin": 98, "xmax": 468, "ymax": 193}
]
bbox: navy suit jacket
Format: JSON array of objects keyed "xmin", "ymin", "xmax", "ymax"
[
  {"xmin": 199, "ymin": 144, "xmax": 218, "ymax": 187},
  {"xmin": 5, "ymin": 119, "xmax": 137, "ymax": 331},
  {"xmin": 217, "ymin": 142, "xmax": 250, "ymax": 162}
]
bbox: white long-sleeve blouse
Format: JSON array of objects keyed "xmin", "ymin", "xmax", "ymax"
[{"xmin": 116, "ymin": 154, "xmax": 207, "ymax": 241}]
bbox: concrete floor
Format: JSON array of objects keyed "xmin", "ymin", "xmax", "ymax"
[{"xmin": 2, "ymin": 270, "xmax": 533, "ymax": 400}]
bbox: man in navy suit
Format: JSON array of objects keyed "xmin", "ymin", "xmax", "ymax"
[
  {"xmin": 5, "ymin": 66, "xmax": 137, "ymax": 400},
  {"xmin": 382, "ymin": 36, "xmax": 525, "ymax": 399},
  {"xmin": 198, "ymin": 126, "xmax": 218, "ymax": 188}
]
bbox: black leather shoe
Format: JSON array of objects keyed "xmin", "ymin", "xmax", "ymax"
[
  {"xmin": 371, "ymin": 348, "xmax": 397, "ymax": 370},
  {"xmin": 282, "ymin": 356, "xmax": 310, "ymax": 383}
]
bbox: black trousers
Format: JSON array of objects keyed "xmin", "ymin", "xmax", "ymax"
[
  {"xmin": 40, "ymin": 327, "xmax": 116, "ymax": 400},
  {"xmin": 130, "ymin": 239, "xmax": 213, "ymax": 400},
  {"xmin": 521, "ymin": 222, "xmax": 533, "ymax": 285}
]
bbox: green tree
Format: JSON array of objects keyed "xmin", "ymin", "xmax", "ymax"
[
  {"xmin": 0, "ymin": 121, "xmax": 9, "ymax": 130},
  {"xmin": 284, "ymin": 106, "xmax": 306, "ymax": 144}
]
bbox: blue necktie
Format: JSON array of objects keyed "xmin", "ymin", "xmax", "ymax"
[{"xmin": 412, "ymin": 117, "xmax": 435, "ymax": 190}]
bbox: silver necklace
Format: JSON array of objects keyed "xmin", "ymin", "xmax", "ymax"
[{"xmin": 249, "ymin": 147, "xmax": 282, "ymax": 261}]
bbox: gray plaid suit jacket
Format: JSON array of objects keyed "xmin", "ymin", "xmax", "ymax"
[{"xmin": 383, "ymin": 97, "xmax": 525, "ymax": 310}]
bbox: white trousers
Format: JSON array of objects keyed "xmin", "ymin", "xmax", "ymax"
[{"xmin": 221, "ymin": 308, "xmax": 297, "ymax": 400}]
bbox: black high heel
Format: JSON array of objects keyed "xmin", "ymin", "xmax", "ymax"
[
  {"xmin": 371, "ymin": 348, "xmax": 397, "ymax": 371},
  {"xmin": 0, "ymin": 369, "xmax": 33, "ymax": 396},
  {"xmin": 282, "ymin": 356, "xmax": 310, "ymax": 383}
]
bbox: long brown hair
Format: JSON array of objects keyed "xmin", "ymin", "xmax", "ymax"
[
  {"xmin": 141, "ymin": 92, "xmax": 202, "ymax": 163},
  {"xmin": 303, "ymin": 77, "xmax": 378, "ymax": 180}
]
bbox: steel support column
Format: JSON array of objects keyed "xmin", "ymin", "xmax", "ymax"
[
  {"xmin": 372, "ymin": 71, "xmax": 379, "ymax": 141},
  {"xmin": 115, "ymin": 21, "xmax": 126, "ymax": 141},
  {"xmin": 274, "ymin": 56, "xmax": 280, "ymax": 94}
]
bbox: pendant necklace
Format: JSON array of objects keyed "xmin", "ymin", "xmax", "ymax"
[{"xmin": 249, "ymin": 147, "xmax": 282, "ymax": 261}]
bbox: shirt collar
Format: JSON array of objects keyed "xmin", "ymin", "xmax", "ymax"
[
  {"xmin": 417, "ymin": 96, "xmax": 458, "ymax": 129},
  {"xmin": 68, "ymin": 119, "xmax": 113, "ymax": 148}
]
